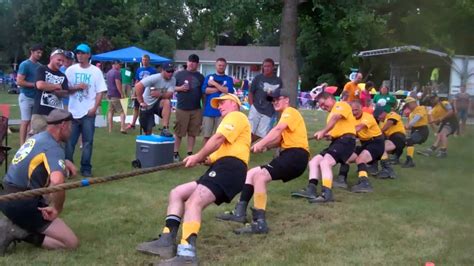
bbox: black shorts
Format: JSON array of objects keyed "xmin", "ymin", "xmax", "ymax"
[
  {"xmin": 439, "ymin": 119, "xmax": 458, "ymax": 136},
  {"xmin": 197, "ymin": 157, "xmax": 247, "ymax": 205},
  {"xmin": 133, "ymin": 98, "xmax": 140, "ymax": 109},
  {"xmin": 139, "ymin": 100, "xmax": 164, "ymax": 133},
  {"xmin": 262, "ymin": 148, "xmax": 309, "ymax": 183},
  {"xmin": 388, "ymin": 133, "xmax": 406, "ymax": 158},
  {"xmin": 356, "ymin": 137, "xmax": 385, "ymax": 162},
  {"xmin": 319, "ymin": 135, "xmax": 356, "ymax": 164},
  {"xmin": 407, "ymin": 126, "xmax": 429, "ymax": 146},
  {"xmin": 0, "ymin": 186, "xmax": 51, "ymax": 233}
]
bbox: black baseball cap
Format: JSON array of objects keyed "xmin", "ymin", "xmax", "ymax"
[
  {"xmin": 267, "ymin": 89, "xmax": 290, "ymax": 101},
  {"xmin": 188, "ymin": 54, "xmax": 199, "ymax": 63}
]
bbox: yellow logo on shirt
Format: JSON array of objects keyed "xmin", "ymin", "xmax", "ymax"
[
  {"xmin": 12, "ymin": 138, "xmax": 36, "ymax": 165},
  {"xmin": 224, "ymin": 124, "xmax": 235, "ymax": 131}
]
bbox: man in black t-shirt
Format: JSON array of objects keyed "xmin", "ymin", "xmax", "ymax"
[
  {"xmin": 31, "ymin": 49, "xmax": 69, "ymax": 135},
  {"xmin": 173, "ymin": 54, "xmax": 205, "ymax": 162}
]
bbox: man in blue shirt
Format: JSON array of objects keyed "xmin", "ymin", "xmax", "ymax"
[
  {"xmin": 201, "ymin": 58, "xmax": 234, "ymax": 145},
  {"xmin": 127, "ymin": 54, "xmax": 158, "ymax": 130},
  {"xmin": 16, "ymin": 44, "xmax": 43, "ymax": 145}
]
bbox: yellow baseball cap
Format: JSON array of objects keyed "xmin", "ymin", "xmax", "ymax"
[
  {"xmin": 405, "ymin": 96, "xmax": 417, "ymax": 104},
  {"xmin": 211, "ymin": 93, "xmax": 242, "ymax": 108}
]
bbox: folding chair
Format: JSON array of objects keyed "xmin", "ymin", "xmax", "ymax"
[{"xmin": 0, "ymin": 104, "xmax": 11, "ymax": 173}]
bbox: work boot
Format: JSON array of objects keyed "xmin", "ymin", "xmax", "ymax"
[
  {"xmin": 0, "ymin": 218, "xmax": 28, "ymax": 256},
  {"xmin": 290, "ymin": 183, "xmax": 318, "ymax": 199},
  {"xmin": 401, "ymin": 157, "xmax": 415, "ymax": 168},
  {"xmin": 233, "ymin": 208, "xmax": 269, "ymax": 235},
  {"xmin": 417, "ymin": 148, "xmax": 434, "ymax": 157},
  {"xmin": 136, "ymin": 232, "xmax": 177, "ymax": 259},
  {"xmin": 376, "ymin": 160, "xmax": 396, "ymax": 179},
  {"xmin": 435, "ymin": 150, "xmax": 447, "ymax": 158},
  {"xmin": 332, "ymin": 175, "xmax": 348, "ymax": 189},
  {"xmin": 350, "ymin": 178, "xmax": 373, "ymax": 193},
  {"xmin": 367, "ymin": 161, "xmax": 379, "ymax": 176},
  {"xmin": 216, "ymin": 201, "xmax": 248, "ymax": 224},
  {"xmin": 308, "ymin": 186, "xmax": 333, "ymax": 203},
  {"xmin": 160, "ymin": 128, "xmax": 173, "ymax": 138},
  {"xmin": 155, "ymin": 243, "xmax": 198, "ymax": 266}
]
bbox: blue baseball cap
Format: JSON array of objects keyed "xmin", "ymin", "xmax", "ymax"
[{"xmin": 75, "ymin": 43, "xmax": 91, "ymax": 54}]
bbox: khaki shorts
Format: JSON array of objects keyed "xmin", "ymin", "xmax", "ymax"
[
  {"xmin": 30, "ymin": 114, "xmax": 47, "ymax": 135},
  {"xmin": 108, "ymin": 97, "xmax": 124, "ymax": 113},
  {"xmin": 174, "ymin": 109, "xmax": 202, "ymax": 137},
  {"xmin": 202, "ymin": 116, "xmax": 221, "ymax": 138}
]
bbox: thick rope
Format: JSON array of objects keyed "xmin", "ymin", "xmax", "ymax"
[{"xmin": 0, "ymin": 161, "xmax": 185, "ymax": 203}]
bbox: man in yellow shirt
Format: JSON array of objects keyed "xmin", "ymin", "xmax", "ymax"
[
  {"xmin": 401, "ymin": 97, "xmax": 430, "ymax": 167},
  {"xmin": 418, "ymin": 95, "xmax": 458, "ymax": 158},
  {"xmin": 341, "ymin": 73, "xmax": 362, "ymax": 102},
  {"xmin": 137, "ymin": 93, "xmax": 250, "ymax": 265},
  {"xmin": 292, "ymin": 92, "xmax": 356, "ymax": 203},
  {"xmin": 333, "ymin": 101, "xmax": 385, "ymax": 193},
  {"xmin": 373, "ymin": 106, "xmax": 405, "ymax": 179},
  {"xmin": 217, "ymin": 89, "xmax": 309, "ymax": 234}
]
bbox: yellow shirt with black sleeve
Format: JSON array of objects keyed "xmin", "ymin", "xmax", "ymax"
[
  {"xmin": 356, "ymin": 112, "xmax": 382, "ymax": 141},
  {"xmin": 327, "ymin": 101, "xmax": 357, "ymax": 138},
  {"xmin": 431, "ymin": 101, "xmax": 453, "ymax": 122},
  {"xmin": 208, "ymin": 111, "xmax": 251, "ymax": 165},
  {"xmin": 278, "ymin": 107, "xmax": 309, "ymax": 153},
  {"xmin": 409, "ymin": 105, "xmax": 429, "ymax": 127},
  {"xmin": 381, "ymin": 111, "xmax": 406, "ymax": 137}
]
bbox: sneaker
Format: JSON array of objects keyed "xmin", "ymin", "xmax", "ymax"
[
  {"xmin": 216, "ymin": 201, "xmax": 248, "ymax": 224},
  {"xmin": 81, "ymin": 171, "xmax": 92, "ymax": 177},
  {"xmin": 290, "ymin": 183, "xmax": 318, "ymax": 199},
  {"xmin": 376, "ymin": 161, "xmax": 396, "ymax": 179},
  {"xmin": 126, "ymin": 124, "xmax": 136, "ymax": 130},
  {"xmin": 435, "ymin": 151, "xmax": 447, "ymax": 158},
  {"xmin": 136, "ymin": 233, "xmax": 177, "ymax": 259},
  {"xmin": 350, "ymin": 178, "xmax": 373, "ymax": 193},
  {"xmin": 388, "ymin": 157, "xmax": 400, "ymax": 165},
  {"xmin": 154, "ymin": 244, "xmax": 197, "ymax": 266},
  {"xmin": 233, "ymin": 208, "xmax": 269, "ymax": 235},
  {"xmin": 333, "ymin": 175, "xmax": 348, "ymax": 189},
  {"xmin": 0, "ymin": 218, "xmax": 28, "ymax": 256},
  {"xmin": 173, "ymin": 153, "xmax": 180, "ymax": 163},
  {"xmin": 308, "ymin": 186, "xmax": 333, "ymax": 203},
  {"xmin": 417, "ymin": 148, "xmax": 434, "ymax": 157},
  {"xmin": 401, "ymin": 157, "xmax": 415, "ymax": 168},
  {"xmin": 367, "ymin": 162, "xmax": 379, "ymax": 176},
  {"xmin": 160, "ymin": 128, "xmax": 173, "ymax": 137}
]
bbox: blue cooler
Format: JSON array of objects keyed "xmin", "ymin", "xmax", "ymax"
[{"xmin": 135, "ymin": 135, "xmax": 175, "ymax": 168}]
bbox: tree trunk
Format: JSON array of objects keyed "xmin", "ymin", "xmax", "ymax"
[{"xmin": 280, "ymin": 0, "xmax": 299, "ymax": 107}]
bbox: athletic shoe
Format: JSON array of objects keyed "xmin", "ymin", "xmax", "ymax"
[
  {"xmin": 136, "ymin": 233, "xmax": 177, "ymax": 259},
  {"xmin": 350, "ymin": 178, "xmax": 373, "ymax": 193},
  {"xmin": 367, "ymin": 161, "xmax": 379, "ymax": 176},
  {"xmin": 160, "ymin": 128, "xmax": 173, "ymax": 138},
  {"xmin": 173, "ymin": 153, "xmax": 180, "ymax": 163},
  {"xmin": 401, "ymin": 157, "xmax": 415, "ymax": 168},
  {"xmin": 376, "ymin": 161, "xmax": 396, "ymax": 179},
  {"xmin": 216, "ymin": 201, "xmax": 248, "ymax": 224},
  {"xmin": 155, "ymin": 244, "xmax": 197, "ymax": 266},
  {"xmin": 290, "ymin": 183, "xmax": 318, "ymax": 199},
  {"xmin": 333, "ymin": 175, "xmax": 348, "ymax": 189},
  {"xmin": 308, "ymin": 186, "xmax": 333, "ymax": 203},
  {"xmin": 126, "ymin": 124, "xmax": 136, "ymax": 130},
  {"xmin": 233, "ymin": 208, "xmax": 269, "ymax": 235},
  {"xmin": 435, "ymin": 151, "xmax": 447, "ymax": 158},
  {"xmin": 81, "ymin": 171, "xmax": 92, "ymax": 177},
  {"xmin": 0, "ymin": 218, "xmax": 28, "ymax": 256},
  {"xmin": 417, "ymin": 148, "xmax": 434, "ymax": 157}
]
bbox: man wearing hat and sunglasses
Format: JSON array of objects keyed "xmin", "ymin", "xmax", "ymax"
[
  {"xmin": 0, "ymin": 109, "xmax": 79, "ymax": 254},
  {"xmin": 137, "ymin": 93, "xmax": 250, "ymax": 265},
  {"xmin": 135, "ymin": 62, "xmax": 176, "ymax": 136}
]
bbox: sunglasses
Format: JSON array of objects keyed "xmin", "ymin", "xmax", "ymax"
[
  {"xmin": 165, "ymin": 70, "xmax": 174, "ymax": 73},
  {"xmin": 50, "ymin": 49, "xmax": 65, "ymax": 57}
]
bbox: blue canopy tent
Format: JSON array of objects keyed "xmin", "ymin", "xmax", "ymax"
[{"xmin": 91, "ymin": 46, "xmax": 171, "ymax": 64}]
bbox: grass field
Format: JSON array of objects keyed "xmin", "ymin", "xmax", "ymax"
[{"xmin": 1, "ymin": 90, "xmax": 473, "ymax": 265}]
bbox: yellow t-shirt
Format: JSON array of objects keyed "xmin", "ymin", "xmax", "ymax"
[
  {"xmin": 343, "ymin": 81, "xmax": 361, "ymax": 102},
  {"xmin": 209, "ymin": 111, "xmax": 251, "ymax": 165},
  {"xmin": 327, "ymin": 101, "xmax": 357, "ymax": 138},
  {"xmin": 430, "ymin": 101, "xmax": 452, "ymax": 122},
  {"xmin": 381, "ymin": 112, "xmax": 406, "ymax": 137},
  {"xmin": 356, "ymin": 112, "xmax": 382, "ymax": 141},
  {"xmin": 278, "ymin": 107, "xmax": 309, "ymax": 152},
  {"xmin": 409, "ymin": 105, "xmax": 429, "ymax": 127}
]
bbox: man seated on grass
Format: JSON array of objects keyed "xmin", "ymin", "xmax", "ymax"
[
  {"xmin": 291, "ymin": 92, "xmax": 356, "ymax": 203},
  {"xmin": 372, "ymin": 106, "xmax": 405, "ymax": 179},
  {"xmin": 332, "ymin": 101, "xmax": 385, "ymax": 193},
  {"xmin": 418, "ymin": 95, "xmax": 458, "ymax": 158},
  {"xmin": 216, "ymin": 89, "xmax": 309, "ymax": 234},
  {"xmin": 0, "ymin": 109, "xmax": 79, "ymax": 255},
  {"xmin": 401, "ymin": 96, "xmax": 430, "ymax": 167},
  {"xmin": 136, "ymin": 93, "xmax": 250, "ymax": 265}
]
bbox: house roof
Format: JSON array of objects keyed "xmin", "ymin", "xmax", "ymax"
[
  {"xmin": 174, "ymin": 45, "xmax": 280, "ymax": 64},
  {"xmin": 355, "ymin": 45, "xmax": 449, "ymax": 58}
]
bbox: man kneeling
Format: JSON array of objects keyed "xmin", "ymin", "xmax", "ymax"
[
  {"xmin": 136, "ymin": 93, "xmax": 250, "ymax": 265},
  {"xmin": 0, "ymin": 109, "xmax": 79, "ymax": 255}
]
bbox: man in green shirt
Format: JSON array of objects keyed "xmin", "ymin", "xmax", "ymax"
[
  {"xmin": 121, "ymin": 66, "xmax": 133, "ymax": 97},
  {"xmin": 373, "ymin": 86, "xmax": 397, "ymax": 113}
]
